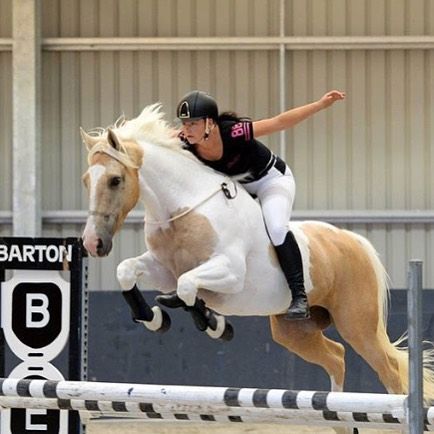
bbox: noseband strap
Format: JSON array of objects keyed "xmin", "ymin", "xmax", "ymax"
[
  {"xmin": 88, "ymin": 142, "xmax": 139, "ymax": 169},
  {"xmin": 88, "ymin": 210, "xmax": 115, "ymax": 221}
]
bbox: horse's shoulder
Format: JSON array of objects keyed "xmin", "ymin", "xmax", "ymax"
[{"xmin": 146, "ymin": 210, "xmax": 219, "ymax": 277}]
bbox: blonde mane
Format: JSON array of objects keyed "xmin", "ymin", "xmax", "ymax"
[
  {"xmin": 98, "ymin": 104, "xmax": 183, "ymax": 147},
  {"xmin": 86, "ymin": 103, "xmax": 199, "ymax": 167},
  {"xmin": 115, "ymin": 103, "xmax": 182, "ymax": 149}
]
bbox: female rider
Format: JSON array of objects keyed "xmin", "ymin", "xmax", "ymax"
[{"xmin": 175, "ymin": 89, "xmax": 345, "ymax": 320}]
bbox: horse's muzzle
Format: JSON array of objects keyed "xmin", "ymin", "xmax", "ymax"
[
  {"xmin": 96, "ymin": 237, "xmax": 113, "ymax": 257},
  {"xmin": 82, "ymin": 232, "xmax": 113, "ymax": 257}
]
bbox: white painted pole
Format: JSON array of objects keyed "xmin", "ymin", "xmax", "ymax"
[
  {"xmin": 0, "ymin": 396, "xmax": 413, "ymax": 430},
  {"xmin": 0, "ymin": 378, "xmax": 409, "ymax": 414},
  {"xmin": 408, "ymin": 260, "xmax": 424, "ymax": 434},
  {"xmin": 12, "ymin": 0, "xmax": 42, "ymax": 236},
  {"xmin": 278, "ymin": 0, "xmax": 286, "ymax": 161}
]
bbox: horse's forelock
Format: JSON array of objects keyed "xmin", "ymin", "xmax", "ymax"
[
  {"xmin": 86, "ymin": 103, "xmax": 201, "ymax": 168},
  {"xmin": 117, "ymin": 103, "xmax": 182, "ymax": 151}
]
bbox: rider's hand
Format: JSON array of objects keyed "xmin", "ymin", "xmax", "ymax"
[{"xmin": 318, "ymin": 90, "xmax": 346, "ymax": 109}]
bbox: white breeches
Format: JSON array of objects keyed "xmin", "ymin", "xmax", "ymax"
[{"xmin": 243, "ymin": 165, "xmax": 295, "ymax": 246}]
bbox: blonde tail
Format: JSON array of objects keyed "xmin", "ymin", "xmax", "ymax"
[
  {"xmin": 388, "ymin": 335, "xmax": 434, "ymax": 402},
  {"xmin": 353, "ymin": 231, "xmax": 434, "ymax": 401}
]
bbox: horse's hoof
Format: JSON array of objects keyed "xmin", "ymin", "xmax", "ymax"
[
  {"xmin": 190, "ymin": 311, "xmax": 208, "ymax": 331},
  {"xmin": 156, "ymin": 309, "xmax": 171, "ymax": 333},
  {"xmin": 141, "ymin": 306, "xmax": 171, "ymax": 333},
  {"xmin": 220, "ymin": 322, "xmax": 234, "ymax": 341},
  {"xmin": 206, "ymin": 316, "xmax": 234, "ymax": 341}
]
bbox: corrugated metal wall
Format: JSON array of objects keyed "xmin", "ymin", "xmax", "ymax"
[{"xmin": 1, "ymin": 0, "xmax": 434, "ymax": 289}]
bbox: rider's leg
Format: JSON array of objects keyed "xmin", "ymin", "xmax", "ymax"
[
  {"xmin": 274, "ymin": 231, "xmax": 310, "ymax": 319},
  {"xmin": 248, "ymin": 167, "xmax": 310, "ymax": 320}
]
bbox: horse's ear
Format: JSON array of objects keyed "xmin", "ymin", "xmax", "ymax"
[
  {"xmin": 107, "ymin": 128, "xmax": 122, "ymax": 151},
  {"xmin": 80, "ymin": 127, "xmax": 100, "ymax": 150}
]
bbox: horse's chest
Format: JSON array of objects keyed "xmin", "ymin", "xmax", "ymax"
[{"xmin": 146, "ymin": 211, "xmax": 218, "ymax": 277}]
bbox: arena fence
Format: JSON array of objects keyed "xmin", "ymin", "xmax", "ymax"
[{"xmin": 0, "ymin": 238, "xmax": 427, "ymax": 433}]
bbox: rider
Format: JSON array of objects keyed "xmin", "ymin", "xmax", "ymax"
[{"xmin": 175, "ymin": 89, "xmax": 345, "ymax": 320}]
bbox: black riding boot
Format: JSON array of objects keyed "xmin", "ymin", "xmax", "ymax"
[{"xmin": 274, "ymin": 231, "xmax": 310, "ymax": 320}]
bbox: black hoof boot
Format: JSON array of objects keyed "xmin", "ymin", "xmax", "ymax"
[
  {"xmin": 284, "ymin": 296, "xmax": 310, "ymax": 320},
  {"xmin": 156, "ymin": 294, "xmax": 186, "ymax": 309},
  {"xmin": 156, "ymin": 309, "xmax": 172, "ymax": 333},
  {"xmin": 220, "ymin": 322, "xmax": 234, "ymax": 341}
]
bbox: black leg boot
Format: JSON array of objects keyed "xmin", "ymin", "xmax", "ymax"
[{"xmin": 274, "ymin": 231, "xmax": 310, "ymax": 320}]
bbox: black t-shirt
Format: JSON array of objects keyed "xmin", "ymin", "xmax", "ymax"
[{"xmin": 183, "ymin": 119, "xmax": 274, "ymax": 182}]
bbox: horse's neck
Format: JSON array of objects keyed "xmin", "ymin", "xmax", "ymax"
[{"xmin": 138, "ymin": 143, "xmax": 221, "ymax": 220}]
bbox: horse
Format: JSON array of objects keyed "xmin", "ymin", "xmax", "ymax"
[{"xmin": 81, "ymin": 104, "xmax": 434, "ymax": 432}]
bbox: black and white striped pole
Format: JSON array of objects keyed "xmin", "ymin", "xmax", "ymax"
[{"xmin": 407, "ymin": 259, "xmax": 423, "ymax": 434}]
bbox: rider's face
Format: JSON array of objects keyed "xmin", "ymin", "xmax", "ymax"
[{"xmin": 181, "ymin": 119, "xmax": 206, "ymax": 144}]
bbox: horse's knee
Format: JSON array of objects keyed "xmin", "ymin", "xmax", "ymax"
[
  {"xmin": 117, "ymin": 258, "xmax": 138, "ymax": 290},
  {"xmin": 177, "ymin": 273, "xmax": 197, "ymax": 306}
]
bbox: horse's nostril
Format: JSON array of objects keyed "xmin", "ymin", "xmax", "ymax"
[{"xmin": 97, "ymin": 238, "xmax": 103, "ymax": 250}]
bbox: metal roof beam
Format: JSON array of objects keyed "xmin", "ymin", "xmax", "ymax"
[{"xmin": 1, "ymin": 35, "xmax": 434, "ymax": 52}]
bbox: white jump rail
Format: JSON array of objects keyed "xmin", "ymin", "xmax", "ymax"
[
  {"xmin": 1, "ymin": 378, "xmax": 433, "ymax": 431},
  {"xmin": 0, "ymin": 396, "xmax": 420, "ymax": 431},
  {"xmin": 0, "ymin": 378, "xmax": 409, "ymax": 414}
]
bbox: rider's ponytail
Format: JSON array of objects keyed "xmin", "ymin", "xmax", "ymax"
[{"xmin": 218, "ymin": 112, "xmax": 251, "ymax": 123}]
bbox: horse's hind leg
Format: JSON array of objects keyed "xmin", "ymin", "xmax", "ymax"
[
  {"xmin": 270, "ymin": 315, "xmax": 346, "ymax": 391},
  {"xmin": 270, "ymin": 316, "xmax": 352, "ymax": 434},
  {"xmin": 333, "ymin": 310, "xmax": 404, "ymax": 395},
  {"xmin": 333, "ymin": 314, "xmax": 405, "ymax": 434}
]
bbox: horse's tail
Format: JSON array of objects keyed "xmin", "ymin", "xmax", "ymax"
[
  {"xmin": 355, "ymin": 232, "xmax": 434, "ymax": 401},
  {"xmin": 389, "ymin": 334, "xmax": 434, "ymax": 401}
]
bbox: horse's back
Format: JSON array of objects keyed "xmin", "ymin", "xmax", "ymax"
[{"xmin": 293, "ymin": 221, "xmax": 387, "ymax": 315}]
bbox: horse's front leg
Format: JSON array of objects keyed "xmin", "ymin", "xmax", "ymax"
[
  {"xmin": 177, "ymin": 253, "xmax": 246, "ymax": 306},
  {"xmin": 174, "ymin": 253, "xmax": 245, "ymax": 340},
  {"xmin": 117, "ymin": 252, "xmax": 176, "ymax": 332}
]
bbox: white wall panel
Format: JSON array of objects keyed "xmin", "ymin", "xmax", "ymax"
[
  {"xmin": 0, "ymin": 52, "xmax": 12, "ymax": 214},
  {"xmin": 38, "ymin": 0, "xmax": 434, "ymax": 38},
  {"xmin": 41, "ymin": 52, "xmax": 61, "ymax": 210},
  {"xmin": 0, "ymin": 0, "xmax": 11, "ymax": 37},
  {"xmin": 347, "ymin": 51, "xmax": 368, "ymax": 209}
]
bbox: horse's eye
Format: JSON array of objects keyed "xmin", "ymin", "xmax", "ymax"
[{"xmin": 109, "ymin": 176, "xmax": 122, "ymax": 188}]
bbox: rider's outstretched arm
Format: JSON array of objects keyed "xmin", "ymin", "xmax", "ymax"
[{"xmin": 252, "ymin": 90, "xmax": 345, "ymax": 138}]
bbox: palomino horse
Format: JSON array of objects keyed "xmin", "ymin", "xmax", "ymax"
[{"xmin": 81, "ymin": 104, "xmax": 434, "ymax": 423}]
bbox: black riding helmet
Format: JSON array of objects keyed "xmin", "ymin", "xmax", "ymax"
[{"xmin": 177, "ymin": 90, "xmax": 218, "ymax": 121}]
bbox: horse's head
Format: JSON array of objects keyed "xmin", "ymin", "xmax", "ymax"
[{"xmin": 81, "ymin": 128, "xmax": 143, "ymax": 257}]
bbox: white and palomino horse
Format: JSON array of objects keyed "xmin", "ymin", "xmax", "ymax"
[{"xmin": 81, "ymin": 104, "xmax": 434, "ymax": 418}]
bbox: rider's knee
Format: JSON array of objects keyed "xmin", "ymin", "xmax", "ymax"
[{"xmin": 267, "ymin": 224, "xmax": 288, "ymax": 246}]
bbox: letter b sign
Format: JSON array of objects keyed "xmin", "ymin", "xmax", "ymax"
[
  {"xmin": 27, "ymin": 293, "xmax": 50, "ymax": 328},
  {"xmin": 1, "ymin": 270, "xmax": 70, "ymax": 361},
  {"xmin": 12, "ymin": 283, "xmax": 61, "ymax": 349}
]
